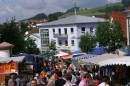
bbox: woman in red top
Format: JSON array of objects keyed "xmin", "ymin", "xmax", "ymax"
[{"xmin": 54, "ymin": 69, "xmax": 59, "ymax": 80}]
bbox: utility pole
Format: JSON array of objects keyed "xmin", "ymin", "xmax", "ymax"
[{"xmin": 74, "ymin": 0, "xmax": 77, "ymax": 16}]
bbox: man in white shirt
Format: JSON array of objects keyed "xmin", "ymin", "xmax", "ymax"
[
  {"xmin": 99, "ymin": 76, "xmax": 109, "ymax": 86},
  {"xmin": 63, "ymin": 73, "xmax": 73, "ymax": 86}
]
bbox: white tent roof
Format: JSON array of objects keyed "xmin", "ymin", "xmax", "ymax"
[
  {"xmin": 54, "ymin": 52, "xmax": 69, "ymax": 57},
  {"xmin": 0, "ymin": 56, "xmax": 25, "ymax": 63},
  {"xmin": 10, "ymin": 56, "xmax": 25, "ymax": 62},
  {"xmin": 99, "ymin": 56, "xmax": 130, "ymax": 67},
  {"xmin": 0, "ymin": 57, "xmax": 11, "ymax": 63},
  {"xmin": 81, "ymin": 53, "xmax": 121, "ymax": 65}
]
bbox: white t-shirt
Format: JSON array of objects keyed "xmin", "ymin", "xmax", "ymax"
[
  {"xmin": 99, "ymin": 82, "xmax": 109, "ymax": 86},
  {"xmin": 71, "ymin": 75, "xmax": 77, "ymax": 85},
  {"xmin": 63, "ymin": 82, "xmax": 73, "ymax": 86}
]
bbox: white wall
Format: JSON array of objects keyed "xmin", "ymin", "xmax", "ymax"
[
  {"xmin": 0, "ymin": 50, "xmax": 10, "ymax": 57},
  {"xmin": 29, "ymin": 33, "xmax": 41, "ymax": 50},
  {"xmin": 126, "ymin": 11, "xmax": 130, "ymax": 45},
  {"xmin": 40, "ymin": 23, "xmax": 99, "ymax": 52},
  {"xmin": 77, "ymin": 23, "xmax": 97, "ymax": 37}
]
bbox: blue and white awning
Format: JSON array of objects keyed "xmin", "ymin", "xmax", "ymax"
[{"xmin": 71, "ymin": 54, "xmax": 97, "ymax": 60}]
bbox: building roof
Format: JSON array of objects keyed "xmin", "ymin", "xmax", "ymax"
[
  {"xmin": 37, "ymin": 15, "xmax": 106, "ymax": 27},
  {"xmin": 0, "ymin": 56, "xmax": 25, "ymax": 63},
  {"xmin": 124, "ymin": 6, "xmax": 130, "ymax": 13},
  {"xmin": 27, "ymin": 28, "xmax": 39, "ymax": 36},
  {"xmin": 0, "ymin": 42, "xmax": 14, "ymax": 50},
  {"xmin": 81, "ymin": 53, "xmax": 121, "ymax": 65}
]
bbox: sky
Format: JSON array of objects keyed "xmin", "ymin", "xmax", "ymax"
[{"xmin": 0, "ymin": 0, "xmax": 120, "ymax": 23}]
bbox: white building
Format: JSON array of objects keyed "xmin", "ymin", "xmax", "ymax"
[
  {"xmin": 27, "ymin": 28, "xmax": 41, "ymax": 51},
  {"xmin": 124, "ymin": 8, "xmax": 130, "ymax": 45},
  {"xmin": 37, "ymin": 15, "xmax": 106, "ymax": 52}
]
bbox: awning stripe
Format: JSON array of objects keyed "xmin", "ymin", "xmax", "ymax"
[{"xmin": 71, "ymin": 54, "xmax": 97, "ymax": 60}]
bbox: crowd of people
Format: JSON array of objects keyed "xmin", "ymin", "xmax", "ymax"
[{"xmin": 6, "ymin": 59, "xmax": 119, "ymax": 86}]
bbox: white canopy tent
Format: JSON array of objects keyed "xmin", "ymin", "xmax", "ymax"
[
  {"xmin": 81, "ymin": 53, "xmax": 121, "ymax": 65},
  {"xmin": 0, "ymin": 56, "xmax": 25, "ymax": 63},
  {"xmin": 0, "ymin": 57, "xmax": 11, "ymax": 63},
  {"xmin": 54, "ymin": 51, "xmax": 69, "ymax": 57},
  {"xmin": 99, "ymin": 56, "xmax": 130, "ymax": 67}
]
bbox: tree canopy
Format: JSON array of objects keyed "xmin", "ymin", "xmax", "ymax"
[
  {"xmin": 29, "ymin": 13, "xmax": 47, "ymax": 20},
  {"xmin": 25, "ymin": 37, "xmax": 40, "ymax": 54},
  {"xmin": 0, "ymin": 18, "xmax": 39, "ymax": 54},
  {"xmin": 0, "ymin": 18, "xmax": 25, "ymax": 54},
  {"xmin": 96, "ymin": 22, "xmax": 125, "ymax": 52},
  {"xmin": 48, "ymin": 12, "xmax": 63, "ymax": 22},
  {"xmin": 49, "ymin": 40, "xmax": 56, "ymax": 51},
  {"xmin": 122, "ymin": 0, "xmax": 130, "ymax": 8},
  {"xmin": 79, "ymin": 33, "xmax": 96, "ymax": 52}
]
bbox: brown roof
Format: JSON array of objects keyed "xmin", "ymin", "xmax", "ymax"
[
  {"xmin": 28, "ymin": 28, "xmax": 39, "ymax": 36},
  {"xmin": 28, "ymin": 19, "xmax": 48, "ymax": 23},
  {"xmin": 0, "ymin": 42, "xmax": 14, "ymax": 50},
  {"xmin": 124, "ymin": 6, "xmax": 130, "ymax": 12}
]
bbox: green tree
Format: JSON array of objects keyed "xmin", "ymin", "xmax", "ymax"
[
  {"xmin": 122, "ymin": 0, "xmax": 130, "ymax": 8},
  {"xmin": 29, "ymin": 13, "xmax": 47, "ymax": 20},
  {"xmin": 79, "ymin": 33, "xmax": 96, "ymax": 52},
  {"xmin": 96, "ymin": 22, "xmax": 110, "ymax": 47},
  {"xmin": 19, "ymin": 22, "xmax": 32, "ymax": 35},
  {"xmin": 1, "ymin": 18, "xmax": 26, "ymax": 54},
  {"xmin": 66, "ymin": 7, "xmax": 80, "ymax": 13},
  {"xmin": 107, "ymin": 22, "xmax": 125, "ymax": 51},
  {"xmin": 49, "ymin": 40, "xmax": 56, "ymax": 51},
  {"xmin": 0, "ymin": 17, "xmax": 40, "ymax": 54},
  {"xmin": 48, "ymin": 12, "xmax": 63, "ymax": 22},
  {"xmin": 25, "ymin": 37, "xmax": 40, "ymax": 54},
  {"xmin": 96, "ymin": 22, "xmax": 125, "ymax": 52}
]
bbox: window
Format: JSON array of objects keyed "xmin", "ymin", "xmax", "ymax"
[
  {"xmin": 53, "ymin": 29, "xmax": 55, "ymax": 33},
  {"xmin": 65, "ymin": 40, "xmax": 68, "ymax": 46},
  {"xmin": 58, "ymin": 29, "xmax": 61, "ymax": 35},
  {"xmin": 58, "ymin": 40, "xmax": 62, "ymax": 45},
  {"xmin": 71, "ymin": 28, "xmax": 74, "ymax": 33},
  {"xmin": 90, "ymin": 27, "xmax": 94, "ymax": 33},
  {"xmin": 71, "ymin": 40, "xmax": 74, "ymax": 46},
  {"xmin": 81, "ymin": 27, "xmax": 85, "ymax": 33},
  {"xmin": 64, "ymin": 28, "xmax": 67, "ymax": 34}
]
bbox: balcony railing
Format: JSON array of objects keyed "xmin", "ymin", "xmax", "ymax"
[{"xmin": 53, "ymin": 34, "xmax": 68, "ymax": 38}]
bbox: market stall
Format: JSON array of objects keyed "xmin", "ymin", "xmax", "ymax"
[
  {"xmin": 71, "ymin": 54, "xmax": 97, "ymax": 60},
  {"xmin": 0, "ymin": 56, "xmax": 25, "ymax": 84},
  {"xmin": 81, "ymin": 53, "xmax": 121, "ymax": 65},
  {"xmin": 98, "ymin": 56, "xmax": 130, "ymax": 67},
  {"xmin": 98, "ymin": 56, "xmax": 130, "ymax": 85}
]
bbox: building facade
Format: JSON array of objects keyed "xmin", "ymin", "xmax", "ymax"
[
  {"xmin": 111, "ymin": 12, "xmax": 127, "ymax": 37},
  {"xmin": 37, "ymin": 15, "xmax": 106, "ymax": 52},
  {"xmin": 124, "ymin": 7, "xmax": 130, "ymax": 45},
  {"xmin": 27, "ymin": 28, "xmax": 41, "ymax": 51}
]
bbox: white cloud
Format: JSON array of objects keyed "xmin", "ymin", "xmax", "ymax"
[
  {"xmin": 6, "ymin": 6, "xmax": 14, "ymax": 13},
  {"xmin": 0, "ymin": 0, "xmax": 120, "ymax": 23},
  {"xmin": 19, "ymin": 0, "xmax": 46, "ymax": 10},
  {"xmin": 107, "ymin": 0, "xmax": 122, "ymax": 3}
]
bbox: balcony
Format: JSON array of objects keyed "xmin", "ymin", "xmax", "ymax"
[{"xmin": 53, "ymin": 34, "xmax": 68, "ymax": 39}]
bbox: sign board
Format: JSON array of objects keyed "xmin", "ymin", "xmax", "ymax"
[{"xmin": 57, "ymin": 46, "xmax": 70, "ymax": 50}]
